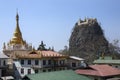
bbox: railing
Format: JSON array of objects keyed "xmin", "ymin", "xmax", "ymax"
[
  {"xmin": 42, "ymin": 64, "xmax": 67, "ymax": 68},
  {"xmin": 31, "ymin": 65, "xmax": 42, "ymax": 69},
  {"xmin": 53, "ymin": 64, "xmax": 67, "ymax": 67}
]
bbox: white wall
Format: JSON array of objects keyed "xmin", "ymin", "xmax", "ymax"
[
  {"xmin": 14, "ymin": 58, "xmax": 67, "ymax": 79},
  {"xmin": 17, "ymin": 67, "xmax": 34, "ymax": 77}
]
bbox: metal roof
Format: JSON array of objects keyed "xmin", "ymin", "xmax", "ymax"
[
  {"xmin": 69, "ymin": 56, "xmax": 84, "ymax": 61},
  {"xmin": 76, "ymin": 65, "xmax": 120, "ymax": 77},
  {"xmin": 12, "ymin": 50, "xmax": 68, "ymax": 59},
  {"xmin": 1, "ymin": 76, "xmax": 14, "ymax": 80},
  {"xmin": 23, "ymin": 70, "xmax": 91, "ymax": 80},
  {"xmin": 93, "ymin": 60, "xmax": 120, "ymax": 64}
]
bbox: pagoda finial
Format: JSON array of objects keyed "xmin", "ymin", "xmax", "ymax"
[
  {"xmin": 15, "ymin": 12, "xmax": 21, "ymax": 38},
  {"xmin": 16, "ymin": 11, "xmax": 19, "ymax": 29},
  {"xmin": 3, "ymin": 42, "xmax": 6, "ymax": 50}
]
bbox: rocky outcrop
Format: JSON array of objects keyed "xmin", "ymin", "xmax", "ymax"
[{"xmin": 69, "ymin": 18, "xmax": 109, "ymax": 62}]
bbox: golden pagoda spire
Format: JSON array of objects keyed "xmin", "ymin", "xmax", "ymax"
[
  {"xmin": 16, "ymin": 12, "xmax": 21, "ymax": 34},
  {"xmin": 9, "ymin": 12, "xmax": 26, "ymax": 45}
]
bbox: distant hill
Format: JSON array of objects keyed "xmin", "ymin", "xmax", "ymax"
[{"xmin": 69, "ymin": 18, "xmax": 109, "ymax": 63}]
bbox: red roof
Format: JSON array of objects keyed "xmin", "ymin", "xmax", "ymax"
[
  {"xmin": 39, "ymin": 51, "xmax": 65, "ymax": 57},
  {"xmin": 75, "ymin": 65, "xmax": 120, "ymax": 77},
  {"xmin": 13, "ymin": 50, "xmax": 68, "ymax": 59}
]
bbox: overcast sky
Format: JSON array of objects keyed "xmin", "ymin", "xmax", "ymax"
[{"xmin": 0, "ymin": 0, "xmax": 120, "ymax": 51}]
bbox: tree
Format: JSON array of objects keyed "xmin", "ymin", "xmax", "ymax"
[
  {"xmin": 109, "ymin": 39, "xmax": 120, "ymax": 59},
  {"xmin": 59, "ymin": 45, "xmax": 69, "ymax": 55}
]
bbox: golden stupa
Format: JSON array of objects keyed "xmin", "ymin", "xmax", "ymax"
[{"xmin": 9, "ymin": 13, "xmax": 26, "ymax": 45}]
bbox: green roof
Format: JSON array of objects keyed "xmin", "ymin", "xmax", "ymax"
[
  {"xmin": 99, "ymin": 56, "xmax": 113, "ymax": 60},
  {"xmin": 93, "ymin": 56, "xmax": 120, "ymax": 64},
  {"xmin": 23, "ymin": 70, "xmax": 91, "ymax": 80},
  {"xmin": 93, "ymin": 60, "xmax": 120, "ymax": 64}
]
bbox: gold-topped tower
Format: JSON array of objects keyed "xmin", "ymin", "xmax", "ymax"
[
  {"xmin": 9, "ymin": 13, "xmax": 26, "ymax": 45},
  {"xmin": 3, "ymin": 12, "xmax": 32, "ymax": 57}
]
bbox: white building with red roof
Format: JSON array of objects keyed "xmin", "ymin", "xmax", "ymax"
[{"xmin": 12, "ymin": 50, "xmax": 68, "ymax": 79}]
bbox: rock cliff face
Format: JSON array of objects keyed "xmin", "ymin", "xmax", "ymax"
[{"xmin": 69, "ymin": 18, "xmax": 109, "ymax": 62}]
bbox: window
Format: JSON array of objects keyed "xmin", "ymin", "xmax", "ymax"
[
  {"xmin": 28, "ymin": 69, "xmax": 31, "ymax": 74},
  {"xmin": 115, "ymin": 66, "xmax": 118, "ymax": 68},
  {"xmin": 72, "ymin": 63, "xmax": 76, "ymax": 67},
  {"xmin": 35, "ymin": 60, "xmax": 39, "ymax": 65},
  {"xmin": 3, "ymin": 60, "xmax": 6, "ymax": 66},
  {"xmin": 21, "ymin": 68, "xmax": 24, "ymax": 74},
  {"xmin": 59, "ymin": 60, "xmax": 62, "ymax": 64},
  {"xmin": 21, "ymin": 60, "xmax": 24, "ymax": 65},
  {"xmin": 61, "ymin": 60, "xmax": 65, "ymax": 64},
  {"xmin": 35, "ymin": 69, "xmax": 39, "ymax": 73},
  {"xmin": 54, "ymin": 68, "xmax": 56, "ymax": 71},
  {"xmin": 48, "ymin": 60, "xmax": 51, "ymax": 65},
  {"xmin": 43, "ymin": 60, "xmax": 46, "ymax": 65},
  {"xmin": 43, "ymin": 69, "xmax": 46, "ymax": 72},
  {"xmin": 54, "ymin": 61, "xmax": 58, "ymax": 65},
  {"xmin": 59, "ymin": 68, "xmax": 62, "ymax": 70},
  {"xmin": 28, "ymin": 60, "xmax": 31, "ymax": 65},
  {"xmin": 0, "ymin": 60, "xmax": 1, "ymax": 66},
  {"xmin": 48, "ymin": 69, "xmax": 51, "ymax": 72},
  {"xmin": 109, "ymin": 64, "xmax": 112, "ymax": 66}
]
